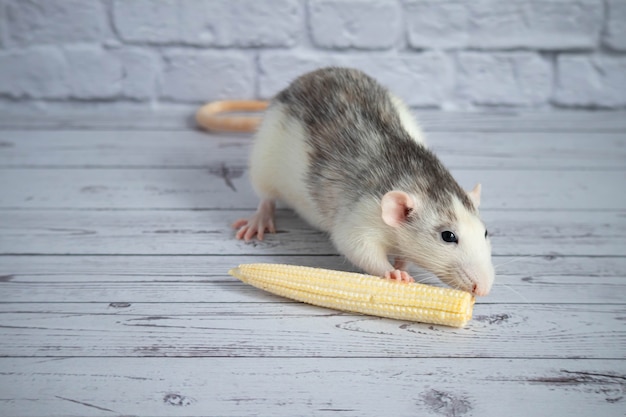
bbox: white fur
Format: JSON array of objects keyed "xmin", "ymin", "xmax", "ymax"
[
  {"xmin": 389, "ymin": 94, "xmax": 426, "ymax": 144},
  {"xmin": 249, "ymin": 103, "xmax": 327, "ymax": 230},
  {"xmin": 448, "ymin": 197, "xmax": 494, "ymax": 295},
  {"xmin": 248, "ymin": 95, "xmax": 494, "ymax": 296},
  {"xmin": 251, "ymin": 102, "xmax": 400, "ymax": 275},
  {"xmin": 331, "ymin": 197, "xmax": 396, "ymax": 277},
  {"xmin": 396, "ymin": 195, "xmax": 494, "ymax": 295}
]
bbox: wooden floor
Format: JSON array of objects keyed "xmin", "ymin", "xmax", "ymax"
[{"xmin": 0, "ymin": 110, "xmax": 625, "ymax": 416}]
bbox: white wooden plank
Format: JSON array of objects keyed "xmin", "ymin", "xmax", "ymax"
[
  {"xmin": 0, "ymin": 130, "xmax": 250, "ymax": 167},
  {"xmin": 1, "ymin": 255, "xmax": 624, "ymax": 281},
  {"xmin": 0, "ymin": 106, "xmax": 195, "ymax": 131},
  {"xmin": 1, "ymin": 130, "xmax": 624, "ymax": 169},
  {"xmin": 0, "ymin": 303, "xmax": 623, "ymax": 358},
  {"xmin": 0, "ymin": 109, "xmax": 623, "ymax": 417},
  {"xmin": 0, "ymin": 209, "xmax": 623, "ymax": 256},
  {"xmin": 413, "ymin": 110, "xmax": 626, "ymax": 132},
  {"xmin": 0, "ymin": 167, "xmax": 256, "ymax": 210},
  {"xmin": 1, "ymin": 168, "xmax": 624, "ymax": 210},
  {"xmin": 0, "ymin": 357, "xmax": 624, "ymax": 417},
  {"xmin": 0, "ymin": 255, "xmax": 353, "ymax": 281},
  {"xmin": 431, "ymin": 131, "xmax": 626, "ymax": 170},
  {"xmin": 1, "ymin": 273, "xmax": 624, "ymax": 305},
  {"xmin": 0, "ymin": 256, "xmax": 624, "ymax": 304},
  {"xmin": 1, "ymin": 108, "xmax": 625, "ymax": 131}
]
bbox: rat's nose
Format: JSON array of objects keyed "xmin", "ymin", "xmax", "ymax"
[{"xmin": 472, "ymin": 283, "xmax": 490, "ymax": 297}]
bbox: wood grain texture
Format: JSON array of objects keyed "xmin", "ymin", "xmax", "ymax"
[
  {"xmin": 0, "ymin": 110, "xmax": 624, "ymax": 417},
  {"xmin": 1, "ymin": 209, "xmax": 623, "ymax": 256},
  {"xmin": 0, "ymin": 256, "xmax": 624, "ymax": 304},
  {"xmin": 1, "ymin": 130, "xmax": 624, "ymax": 169},
  {"xmin": 0, "ymin": 358, "xmax": 624, "ymax": 417},
  {"xmin": 1, "ymin": 254, "xmax": 624, "ymax": 281},
  {"xmin": 3, "ymin": 274, "xmax": 624, "ymax": 304},
  {"xmin": 0, "ymin": 302, "xmax": 623, "ymax": 359},
  {"xmin": 1, "ymin": 108, "xmax": 625, "ymax": 131},
  {"xmin": 1, "ymin": 168, "xmax": 624, "ymax": 210}
]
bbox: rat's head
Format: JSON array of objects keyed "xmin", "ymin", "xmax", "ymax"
[{"xmin": 381, "ymin": 183, "xmax": 494, "ymax": 296}]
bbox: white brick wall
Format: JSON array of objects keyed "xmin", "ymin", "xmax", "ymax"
[
  {"xmin": 5, "ymin": 0, "xmax": 110, "ymax": 47},
  {"xmin": 160, "ymin": 50, "xmax": 255, "ymax": 101},
  {"xmin": 309, "ymin": 0, "xmax": 401, "ymax": 49},
  {"xmin": 406, "ymin": 0, "xmax": 604, "ymax": 50},
  {"xmin": 112, "ymin": 0, "xmax": 301, "ymax": 47},
  {"xmin": 605, "ymin": 0, "xmax": 626, "ymax": 51},
  {"xmin": 456, "ymin": 52, "xmax": 552, "ymax": 107},
  {"xmin": 0, "ymin": 0, "xmax": 624, "ymax": 110},
  {"xmin": 554, "ymin": 55, "xmax": 626, "ymax": 107}
]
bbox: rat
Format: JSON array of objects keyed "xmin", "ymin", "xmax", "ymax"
[{"xmin": 231, "ymin": 67, "xmax": 495, "ymax": 296}]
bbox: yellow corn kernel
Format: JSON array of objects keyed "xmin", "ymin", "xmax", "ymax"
[{"xmin": 229, "ymin": 263, "xmax": 475, "ymax": 328}]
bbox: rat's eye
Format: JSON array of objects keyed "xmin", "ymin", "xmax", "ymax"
[
  {"xmin": 485, "ymin": 230, "xmax": 488, "ymax": 238},
  {"xmin": 441, "ymin": 231, "xmax": 458, "ymax": 243}
]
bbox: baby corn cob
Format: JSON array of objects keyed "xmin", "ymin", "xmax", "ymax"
[{"xmin": 229, "ymin": 263, "xmax": 475, "ymax": 328}]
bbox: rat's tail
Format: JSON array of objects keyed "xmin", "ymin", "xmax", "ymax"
[{"xmin": 196, "ymin": 100, "xmax": 269, "ymax": 132}]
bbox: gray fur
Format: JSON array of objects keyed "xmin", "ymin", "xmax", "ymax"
[{"xmin": 274, "ymin": 67, "xmax": 475, "ymax": 222}]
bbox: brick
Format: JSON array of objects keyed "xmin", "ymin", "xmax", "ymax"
[
  {"xmin": 0, "ymin": 45, "xmax": 158, "ymax": 101},
  {"xmin": 259, "ymin": 52, "xmax": 451, "ymax": 107},
  {"xmin": 6, "ymin": 0, "xmax": 109, "ymax": 47},
  {"xmin": 160, "ymin": 51, "xmax": 254, "ymax": 102},
  {"xmin": 0, "ymin": 1, "xmax": 6, "ymax": 48},
  {"xmin": 0, "ymin": 46, "xmax": 69, "ymax": 98},
  {"xmin": 404, "ymin": 1, "xmax": 469, "ymax": 49},
  {"xmin": 457, "ymin": 52, "xmax": 551, "ymax": 106},
  {"xmin": 112, "ymin": 0, "xmax": 180, "ymax": 44},
  {"xmin": 63, "ymin": 45, "xmax": 123, "ymax": 99},
  {"xmin": 110, "ymin": 48, "xmax": 159, "ymax": 101},
  {"xmin": 342, "ymin": 53, "xmax": 453, "ymax": 107},
  {"xmin": 64, "ymin": 46, "xmax": 158, "ymax": 101},
  {"xmin": 188, "ymin": 0, "xmax": 300, "ymax": 47},
  {"xmin": 309, "ymin": 0, "xmax": 400, "ymax": 49},
  {"xmin": 406, "ymin": 0, "xmax": 603, "ymax": 50},
  {"xmin": 258, "ymin": 52, "xmax": 342, "ymax": 98},
  {"xmin": 113, "ymin": 0, "xmax": 300, "ymax": 47},
  {"xmin": 553, "ymin": 55, "xmax": 626, "ymax": 108},
  {"xmin": 604, "ymin": 0, "xmax": 626, "ymax": 51}
]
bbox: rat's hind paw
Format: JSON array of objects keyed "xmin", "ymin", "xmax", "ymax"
[
  {"xmin": 384, "ymin": 269, "xmax": 415, "ymax": 283},
  {"xmin": 232, "ymin": 200, "xmax": 276, "ymax": 241},
  {"xmin": 233, "ymin": 218, "xmax": 275, "ymax": 241}
]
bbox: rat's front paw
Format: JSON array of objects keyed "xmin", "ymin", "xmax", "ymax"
[{"xmin": 384, "ymin": 269, "xmax": 415, "ymax": 283}]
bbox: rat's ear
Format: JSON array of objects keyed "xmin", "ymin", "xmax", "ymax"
[
  {"xmin": 381, "ymin": 191, "xmax": 415, "ymax": 228},
  {"xmin": 467, "ymin": 183, "xmax": 481, "ymax": 208}
]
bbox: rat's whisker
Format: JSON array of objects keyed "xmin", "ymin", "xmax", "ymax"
[
  {"xmin": 494, "ymin": 281, "xmax": 530, "ymax": 303},
  {"xmin": 493, "ymin": 255, "xmax": 533, "ymax": 271},
  {"xmin": 415, "ymin": 277, "xmax": 439, "ymax": 286}
]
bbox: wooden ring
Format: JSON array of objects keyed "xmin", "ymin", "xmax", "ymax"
[{"xmin": 196, "ymin": 100, "xmax": 269, "ymax": 132}]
